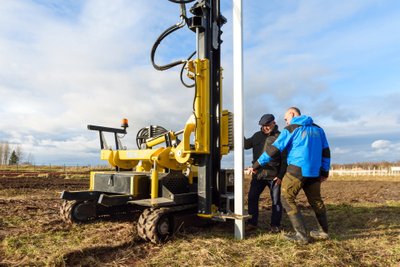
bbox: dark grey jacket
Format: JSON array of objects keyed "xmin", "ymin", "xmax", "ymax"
[{"xmin": 244, "ymin": 125, "xmax": 286, "ymax": 180}]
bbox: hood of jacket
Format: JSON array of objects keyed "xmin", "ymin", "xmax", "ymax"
[{"xmin": 290, "ymin": 115, "xmax": 313, "ymax": 126}]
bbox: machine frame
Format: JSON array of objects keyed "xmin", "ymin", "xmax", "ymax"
[{"xmin": 60, "ymin": 0, "xmax": 244, "ymax": 243}]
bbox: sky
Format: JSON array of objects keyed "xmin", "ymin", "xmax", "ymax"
[{"xmin": 0, "ymin": 0, "xmax": 400, "ymax": 166}]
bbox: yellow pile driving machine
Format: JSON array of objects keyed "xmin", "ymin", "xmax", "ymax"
[{"xmin": 60, "ymin": 0, "xmax": 236, "ymax": 243}]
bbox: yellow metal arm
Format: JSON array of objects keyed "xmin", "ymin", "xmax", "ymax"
[
  {"xmin": 145, "ymin": 131, "xmax": 178, "ymax": 148},
  {"xmin": 97, "ymin": 58, "xmax": 233, "ymax": 170}
]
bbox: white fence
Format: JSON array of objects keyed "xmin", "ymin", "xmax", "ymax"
[{"xmin": 331, "ymin": 166, "xmax": 400, "ymax": 176}]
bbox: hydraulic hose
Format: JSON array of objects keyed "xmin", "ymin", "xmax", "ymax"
[
  {"xmin": 150, "ymin": 20, "xmax": 187, "ymax": 71},
  {"xmin": 180, "ymin": 51, "xmax": 196, "ymax": 88},
  {"xmin": 151, "ymin": 0, "xmax": 196, "ymax": 89}
]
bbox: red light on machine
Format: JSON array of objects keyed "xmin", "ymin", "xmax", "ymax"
[{"xmin": 121, "ymin": 118, "xmax": 129, "ymax": 129}]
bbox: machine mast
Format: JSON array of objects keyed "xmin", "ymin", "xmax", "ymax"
[{"xmin": 189, "ymin": 0, "xmax": 225, "ymax": 214}]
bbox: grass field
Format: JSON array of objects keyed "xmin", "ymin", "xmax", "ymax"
[{"xmin": 0, "ymin": 167, "xmax": 399, "ymax": 266}]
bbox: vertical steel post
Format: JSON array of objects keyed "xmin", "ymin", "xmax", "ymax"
[{"xmin": 233, "ymin": 0, "xmax": 245, "ymax": 239}]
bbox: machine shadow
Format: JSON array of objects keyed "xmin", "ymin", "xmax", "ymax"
[{"xmin": 62, "ymin": 239, "xmax": 148, "ymax": 267}]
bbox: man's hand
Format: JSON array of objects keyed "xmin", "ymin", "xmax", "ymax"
[
  {"xmin": 245, "ymin": 167, "xmax": 257, "ymax": 175},
  {"xmin": 273, "ymin": 177, "xmax": 282, "ymax": 185}
]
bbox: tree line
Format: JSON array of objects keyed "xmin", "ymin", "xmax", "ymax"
[
  {"xmin": 332, "ymin": 161, "xmax": 400, "ymax": 169},
  {"xmin": 0, "ymin": 141, "xmax": 24, "ymax": 165}
]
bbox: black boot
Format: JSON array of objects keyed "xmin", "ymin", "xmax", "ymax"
[
  {"xmin": 310, "ymin": 213, "xmax": 329, "ymax": 240},
  {"xmin": 284, "ymin": 212, "xmax": 311, "ymax": 244}
]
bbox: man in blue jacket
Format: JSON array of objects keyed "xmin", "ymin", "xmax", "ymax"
[{"xmin": 248, "ymin": 107, "xmax": 331, "ymax": 243}]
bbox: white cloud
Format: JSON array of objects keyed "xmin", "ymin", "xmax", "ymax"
[
  {"xmin": 370, "ymin": 139, "xmax": 400, "ymax": 158},
  {"xmin": 0, "ymin": 1, "xmax": 400, "ymax": 164},
  {"xmin": 0, "ymin": 1, "xmax": 195, "ymax": 164},
  {"xmin": 371, "ymin": 140, "xmax": 391, "ymax": 150}
]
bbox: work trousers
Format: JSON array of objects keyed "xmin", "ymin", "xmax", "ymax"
[
  {"xmin": 281, "ymin": 173, "xmax": 326, "ymax": 216},
  {"xmin": 248, "ymin": 177, "xmax": 282, "ymax": 227}
]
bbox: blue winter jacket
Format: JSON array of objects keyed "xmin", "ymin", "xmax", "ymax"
[{"xmin": 255, "ymin": 115, "xmax": 330, "ymax": 178}]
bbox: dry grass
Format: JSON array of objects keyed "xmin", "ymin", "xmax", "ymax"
[
  {"xmin": 329, "ymin": 174, "xmax": 400, "ymax": 182},
  {"xmin": 143, "ymin": 202, "xmax": 400, "ymax": 267},
  {"xmin": 0, "ymin": 171, "xmax": 399, "ymax": 266}
]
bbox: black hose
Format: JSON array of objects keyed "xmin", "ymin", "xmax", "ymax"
[
  {"xmin": 180, "ymin": 51, "xmax": 196, "ymax": 88},
  {"xmin": 150, "ymin": 22, "xmax": 187, "ymax": 71}
]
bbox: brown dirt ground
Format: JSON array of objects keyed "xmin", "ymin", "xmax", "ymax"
[{"xmin": 0, "ymin": 175, "xmax": 399, "ymax": 266}]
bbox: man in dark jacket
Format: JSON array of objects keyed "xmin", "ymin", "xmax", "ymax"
[
  {"xmin": 244, "ymin": 114, "xmax": 286, "ymax": 232},
  {"xmin": 249, "ymin": 107, "xmax": 331, "ymax": 243}
]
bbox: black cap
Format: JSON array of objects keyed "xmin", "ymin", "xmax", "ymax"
[{"xmin": 258, "ymin": 114, "xmax": 275, "ymax": 126}]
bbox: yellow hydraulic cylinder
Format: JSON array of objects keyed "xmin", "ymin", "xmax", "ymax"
[
  {"xmin": 89, "ymin": 171, "xmax": 96, "ymax": 191},
  {"xmin": 150, "ymin": 160, "xmax": 158, "ymax": 199},
  {"xmin": 187, "ymin": 59, "xmax": 210, "ymax": 154},
  {"xmin": 146, "ymin": 131, "xmax": 177, "ymax": 148}
]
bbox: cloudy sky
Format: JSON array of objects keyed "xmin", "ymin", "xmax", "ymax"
[{"xmin": 0, "ymin": 0, "xmax": 399, "ymax": 166}]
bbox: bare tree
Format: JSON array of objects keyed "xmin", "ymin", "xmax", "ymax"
[
  {"xmin": 0, "ymin": 142, "xmax": 27, "ymax": 165},
  {"xmin": 24, "ymin": 153, "xmax": 35, "ymax": 165},
  {"xmin": 0, "ymin": 142, "xmax": 10, "ymax": 165},
  {"xmin": 0, "ymin": 142, "xmax": 3, "ymax": 165},
  {"xmin": 2, "ymin": 142, "xmax": 10, "ymax": 165},
  {"xmin": 15, "ymin": 145, "xmax": 23, "ymax": 163}
]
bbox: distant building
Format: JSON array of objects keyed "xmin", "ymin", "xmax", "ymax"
[{"xmin": 390, "ymin": 166, "xmax": 400, "ymax": 174}]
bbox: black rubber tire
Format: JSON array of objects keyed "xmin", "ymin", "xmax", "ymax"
[
  {"xmin": 137, "ymin": 208, "xmax": 173, "ymax": 243},
  {"xmin": 60, "ymin": 200, "xmax": 97, "ymax": 224}
]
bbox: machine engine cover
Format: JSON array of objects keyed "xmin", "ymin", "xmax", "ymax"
[{"xmin": 92, "ymin": 173, "xmax": 149, "ymax": 197}]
